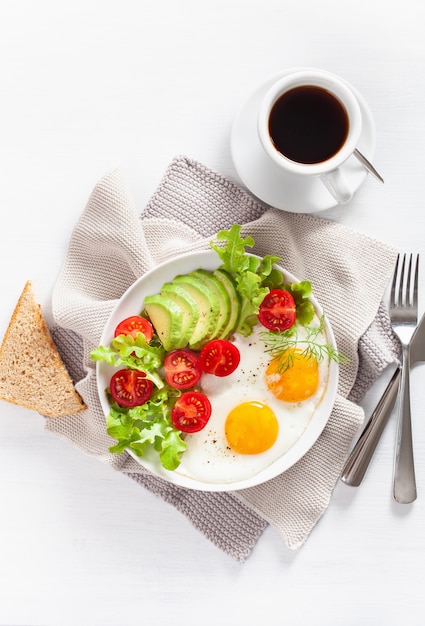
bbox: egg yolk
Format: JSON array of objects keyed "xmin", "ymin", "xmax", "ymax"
[
  {"xmin": 225, "ymin": 401, "xmax": 279, "ymax": 454},
  {"xmin": 265, "ymin": 349, "xmax": 319, "ymax": 402}
]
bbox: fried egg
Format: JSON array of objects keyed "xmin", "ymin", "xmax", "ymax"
[{"xmin": 174, "ymin": 321, "xmax": 330, "ymax": 485}]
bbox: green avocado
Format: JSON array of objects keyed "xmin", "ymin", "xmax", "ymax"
[
  {"xmin": 161, "ymin": 282, "xmax": 200, "ymax": 346},
  {"xmin": 143, "ymin": 294, "xmax": 186, "ymax": 351},
  {"xmin": 190, "ymin": 269, "xmax": 231, "ymax": 340},
  {"xmin": 172, "ymin": 274, "xmax": 219, "ymax": 349},
  {"xmin": 213, "ymin": 268, "xmax": 240, "ymax": 339}
]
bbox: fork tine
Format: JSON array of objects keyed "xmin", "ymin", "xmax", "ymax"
[
  {"xmin": 405, "ymin": 254, "xmax": 412, "ymax": 307},
  {"xmin": 413, "ymin": 253, "xmax": 419, "ymax": 310},
  {"xmin": 390, "ymin": 253, "xmax": 400, "ymax": 308},
  {"xmin": 402, "ymin": 253, "xmax": 419, "ymax": 309},
  {"xmin": 397, "ymin": 253, "xmax": 406, "ymax": 307},
  {"xmin": 391, "ymin": 253, "xmax": 419, "ymax": 310}
]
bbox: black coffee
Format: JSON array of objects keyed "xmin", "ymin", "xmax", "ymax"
[{"xmin": 268, "ymin": 85, "xmax": 349, "ymax": 164}]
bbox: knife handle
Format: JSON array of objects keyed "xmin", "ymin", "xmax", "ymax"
[{"xmin": 340, "ymin": 367, "xmax": 401, "ymax": 486}]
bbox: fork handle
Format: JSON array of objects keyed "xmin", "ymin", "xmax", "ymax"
[{"xmin": 393, "ymin": 345, "xmax": 417, "ymax": 503}]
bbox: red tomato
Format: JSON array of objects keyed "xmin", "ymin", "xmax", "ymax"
[
  {"xmin": 114, "ymin": 316, "xmax": 154, "ymax": 342},
  {"xmin": 258, "ymin": 289, "xmax": 296, "ymax": 332},
  {"xmin": 199, "ymin": 339, "xmax": 240, "ymax": 377},
  {"xmin": 109, "ymin": 369, "xmax": 153, "ymax": 407},
  {"xmin": 164, "ymin": 349, "xmax": 202, "ymax": 390},
  {"xmin": 171, "ymin": 391, "xmax": 212, "ymax": 433}
]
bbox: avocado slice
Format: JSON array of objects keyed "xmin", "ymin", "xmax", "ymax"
[
  {"xmin": 143, "ymin": 294, "xmax": 186, "ymax": 351},
  {"xmin": 161, "ymin": 282, "xmax": 200, "ymax": 346},
  {"xmin": 172, "ymin": 274, "xmax": 219, "ymax": 349},
  {"xmin": 190, "ymin": 269, "xmax": 231, "ymax": 340},
  {"xmin": 213, "ymin": 269, "xmax": 241, "ymax": 339}
]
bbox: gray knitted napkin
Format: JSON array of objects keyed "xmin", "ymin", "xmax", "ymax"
[{"xmin": 47, "ymin": 156, "xmax": 399, "ymax": 562}]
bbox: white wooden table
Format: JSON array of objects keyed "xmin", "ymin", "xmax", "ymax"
[{"xmin": 1, "ymin": 1, "xmax": 424, "ymax": 624}]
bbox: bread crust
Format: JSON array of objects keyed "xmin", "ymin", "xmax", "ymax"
[{"xmin": 0, "ymin": 281, "xmax": 86, "ymax": 418}]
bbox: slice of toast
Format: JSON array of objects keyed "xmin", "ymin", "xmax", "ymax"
[{"xmin": 0, "ymin": 281, "xmax": 86, "ymax": 418}]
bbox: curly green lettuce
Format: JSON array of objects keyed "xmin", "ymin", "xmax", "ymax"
[
  {"xmin": 90, "ymin": 332, "xmax": 165, "ymax": 389},
  {"xmin": 282, "ymin": 280, "xmax": 315, "ymax": 326},
  {"xmin": 90, "ymin": 334, "xmax": 186, "ymax": 470},
  {"xmin": 105, "ymin": 385, "xmax": 186, "ymax": 471},
  {"xmin": 210, "ymin": 224, "xmax": 284, "ymax": 335}
]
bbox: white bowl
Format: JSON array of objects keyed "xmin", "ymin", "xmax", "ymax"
[{"xmin": 96, "ymin": 249, "xmax": 339, "ymax": 491}]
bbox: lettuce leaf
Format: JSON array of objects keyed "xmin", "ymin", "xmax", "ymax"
[
  {"xmin": 283, "ymin": 281, "xmax": 315, "ymax": 326},
  {"xmin": 105, "ymin": 386, "xmax": 186, "ymax": 471},
  {"xmin": 92, "ymin": 332, "xmax": 186, "ymax": 470},
  {"xmin": 211, "ymin": 224, "xmax": 284, "ymax": 336},
  {"xmin": 211, "ymin": 225, "xmax": 255, "ymax": 274},
  {"xmin": 90, "ymin": 332, "xmax": 165, "ymax": 389}
]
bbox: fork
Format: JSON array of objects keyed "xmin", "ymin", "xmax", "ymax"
[{"xmin": 390, "ymin": 253, "xmax": 419, "ymax": 503}]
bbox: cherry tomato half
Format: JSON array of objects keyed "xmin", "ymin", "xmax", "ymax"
[
  {"xmin": 164, "ymin": 349, "xmax": 202, "ymax": 390},
  {"xmin": 114, "ymin": 315, "xmax": 154, "ymax": 342},
  {"xmin": 109, "ymin": 369, "xmax": 153, "ymax": 407},
  {"xmin": 199, "ymin": 339, "xmax": 240, "ymax": 377},
  {"xmin": 171, "ymin": 391, "xmax": 212, "ymax": 433},
  {"xmin": 258, "ymin": 289, "xmax": 296, "ymax": 332}
]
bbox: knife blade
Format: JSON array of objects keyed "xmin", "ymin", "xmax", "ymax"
[
  {"xmin": 341, "ymin": 310, "xmax": 425, "ymax": 486},
  {"xmin": 410, "ymin": 309, "xmax": 425, "ymax": 364}
]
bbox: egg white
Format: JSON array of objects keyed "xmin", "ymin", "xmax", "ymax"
[{"xmin": 174, "ymin": 320, "xmax": 330, "ymax": 485}]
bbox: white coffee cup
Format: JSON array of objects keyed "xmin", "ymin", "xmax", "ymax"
[{"xmin": 257, "ymin": 69, "xmax": 363, "ymax": 205}]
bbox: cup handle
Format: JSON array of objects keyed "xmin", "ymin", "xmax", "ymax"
[{"xmin": 320, "ymin": 168, "xmax": 352, "ymax": 205}]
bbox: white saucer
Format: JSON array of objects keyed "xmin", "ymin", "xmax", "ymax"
[{"xmin": 230, "ymin": 69, "xmax": 377, "ymax": 213}]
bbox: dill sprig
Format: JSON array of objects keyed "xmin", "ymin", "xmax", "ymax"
[{"xmin": 260, "ymin": 315, "xmax": 348, "ymax": 372}]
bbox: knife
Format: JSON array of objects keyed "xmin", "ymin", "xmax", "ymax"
[{"xmin": 341, "ymin": 310, "xmax": 425, "ymax": 486}]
